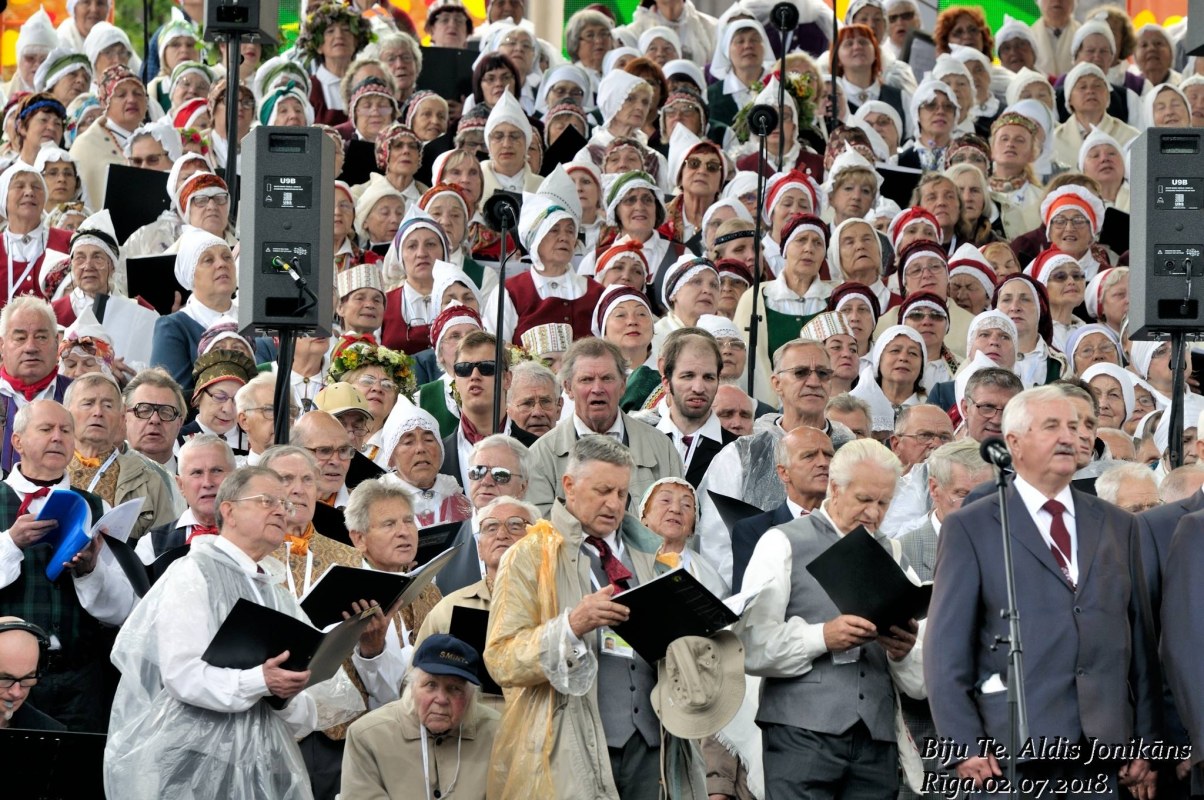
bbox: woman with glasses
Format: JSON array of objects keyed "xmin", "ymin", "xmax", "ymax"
[
  {"xmin": 1041, "ymin": 185, "xmax": 1110, "ymax": 280},
  {"xmin": 1029, "ymin": 249, "xmax": 1086, "ymax": 352},
  {"xmin": 381, "ymin": 209, "xmax": 452, "ymax": 354},
  {"xmin": 565, "ymin": 8, "xmax": 614, "ymax": 92},
  {"xmin": 342, "ymin": 78, "xmax": 400, "ymax": 145},
  {"xmin": 1064, "ymin": 323, "xmax": 1122, "ymax": 378},
  {"xmin": 176, "ymin": 349, "xmax": 258, "ymax": 456},
  {"xmin": 327, "ymin": 340, "xmax": 416, "ymax": 461},
  {"xmin": 898, "ymin": 290, "xmax": 959, "ymax": 391},
  {"xmin": 660, "ymin": 130, "xmax": 724, "ymax": 250},
  {"xmin": 480, "ymin": 23, "xmax": 542, "ymax": 114},
  {"xmin": 70, "ymin": 65, "xmax": 147, "ymax": 208},
  {"xmin": 375, "ymin": 403, "xmax": 471, "ymax": 527},
  {"xmin": 639, "ymin": 478, "xmax": 726, "ymax": 595},
  {"xmin": 471, "ymin": 53, "xmax": 523, "ymax": 113},
  {"xmin": 898, "ymin": 80, "xmax": 959, "ymax": 172},
  {"xmin": 850, "ymin": 325, "xmax": 927, "ymax": 437},
  {"xmin": 479, "ymin": 92, "xmax": 543, "ymax": 205},
  {"xmin": 175, "ymin": 171, "xmax": 236, "ymax": 243},
  {"xmin": 992, "ymin": 272, "xmax": 1067, "ymax": 388},
  {"xmin": 375, "ymin": 32, "xmax": 421, "ymax": 108},
  {"xmin": 205, "ymin": 78, "xmax": 255, "ymax": 172},
  {"xmin": 533, "ymin": 63, "xmax": 594, "ymax": 123},
  {"xmin": 145, "ymin": 19, "xmax": 200, "ymax": 114}
]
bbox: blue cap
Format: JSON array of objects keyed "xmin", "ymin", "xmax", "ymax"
[{"xmin": 412, "ymin": 634, "xmax": 482, "ymax": 685}]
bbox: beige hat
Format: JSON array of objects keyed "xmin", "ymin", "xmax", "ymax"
[
  {"xmin": 314, "ymin": 381, "xmax": 375, "ymax": 421},
  {"xmin": 651, "ymin": 631, "xmax": 745, "ymax": 739},
  {"xmin": 336, "ymin": 262, "xmax": 385, "ymax": 301},
  {"xmin": 520, "ymin": 323, "xmax": 573, "ymax": 356}
]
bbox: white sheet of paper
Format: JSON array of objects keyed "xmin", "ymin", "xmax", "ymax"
[{"xmin": 90, "ymin": 497, "xmax": 146, "ymax": 544}]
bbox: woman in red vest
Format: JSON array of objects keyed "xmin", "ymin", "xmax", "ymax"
[
  {"xmin": 0, "ymin": 162, "xmax": 72, "ymax": 306},
  {"xmin": 484, "ymin": 164, "xmax": 603, "ymax": 345},
  {"xmin": 380, "ymin": 207, "xmax": 452, "ymax": 355}
]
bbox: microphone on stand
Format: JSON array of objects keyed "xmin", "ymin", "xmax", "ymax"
[
  {"xmin": 769, "ymin": 1, "xmax": 800, "ymax": 31},
  {"xmin": 979, "ymin": 437, "xmax": 1013, "ymax": 469},
  {"xmin": 484, "ymin": 192, "xmax": 520, "ymax": 232},
  {"xmin": 748, "ymin": 104, "xmax": 780, "ymax": 137}
]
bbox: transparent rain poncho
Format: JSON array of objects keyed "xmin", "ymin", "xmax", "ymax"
[{"xmin": 104, "ymin": 540, "xmax": 361, "ymax": 799}]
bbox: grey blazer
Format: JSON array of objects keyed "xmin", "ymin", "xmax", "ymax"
[
  {"xmin": 924, "ymin": 483, "xmax": 1160, "ymax": 756},
  {"xmin": 525, "ymin": 413, "xmax": 685, "ymax": 516},
  {"xmin": 897, "ymin": 518, "xmax": 938, "ymax": 584}
]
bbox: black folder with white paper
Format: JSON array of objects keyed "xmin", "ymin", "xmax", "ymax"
[
  {"xmin": 611, "ymin": 568, "xmax": 739, "ymax": 663},
  {"xmin": 805, "ymin": 526, "xmax": 931, "ymax": 635},
  {"xmin": 448, "ymin": 605, "xmax": 503, "ymax": 696},
  {"xmin": 298, "ymin": 545, "xmax": 461, "ymax": 629},
  {"xmin": 202, "ymin": 597, "xmax": 375, "ymax": 703}
]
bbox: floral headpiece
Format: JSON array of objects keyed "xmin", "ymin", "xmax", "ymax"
[
  {"xmin": 732, "ymin": 70, "xmax": 818, "ymax": 144},
  {"xmin": 296, "ymin": 2, "xmax": 374, "ymax": 65},
  {"xmin": 327, "ymin": 341, "xmax": 417, "ymax": 397}
]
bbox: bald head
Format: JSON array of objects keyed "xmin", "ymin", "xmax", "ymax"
[
  {"xmin": 776, "ymin": 426, "xmax": 834, "ymax": 509},
  {"xmin": 290, "ymin": 411, "xmax": 353, "ymax": 496},
  {"xmin": 713, "ymin": 384, "xmax": 755, "ymax": 437},
  {"xmin": 0, "ymin": 616, "xmax": 42, "ymax": 723}
]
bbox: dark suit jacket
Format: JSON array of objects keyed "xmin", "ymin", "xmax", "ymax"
[
  {"xmin": 925, "ymin": 483, "xmax": 1160, "ymax": 755},
  {"xmin": 411, "ymin": 348, "xmax": 440, "ymax": 387},
  {"xmin": 439, "ymin": 423, "xmax": 539, "ymax": 488},
  {"xmin": 433, "ymin": 519, "xmax": 481, "ymax": 595},
  {"xmin": 927, "ymin": 381, "xmax": 955, "ymax": 414},
  {"xmin": 683, "ymin": 428, "xmax": 737, "ymax": 489},
  {"xmin": 730, "ymin": 502, "xmax": 794, "ymax": 593},
  {"xmin": 1160, "ymin": 508, "xmax": 1204, "ymax": 788}
]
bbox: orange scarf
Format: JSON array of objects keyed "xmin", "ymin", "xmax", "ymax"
[
  {"xmin": 74, "ymin": 451, "xmax": 102, "ymax": 468},
  {"xmin": 285, "ymin": 523, "xmax": 316, "ymax": 556}
]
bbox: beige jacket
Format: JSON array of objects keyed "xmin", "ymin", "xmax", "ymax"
[
  {"xmin": 414, "ymin": 578, "xmax": 505, "ymax": 713},
  {"xmin": 112, "ymin": 451, "xmax": 178, "ymax": 540},
  {"xmin": 341, "ymin": 693, "xmax": 500, "ymax": 800}
]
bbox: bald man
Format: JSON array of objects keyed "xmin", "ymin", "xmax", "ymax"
[
  {"xmin": 730, "ymin": 427, "xmax": 834, "ymax": 592},
  {"xmin": 0, "ymin": 616, "xmax": 62, "ymax": 731},
  {"xmin": 291, "ymin": 411, "xmax": 356, "ymax": 507}
]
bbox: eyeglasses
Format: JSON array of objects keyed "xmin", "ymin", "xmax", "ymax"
[
  {"xmin": 686, "ymin": 157, "xmax": 723, "ymax": 173},
  {"xmin": 129, "ymin": 152, "xmax": 168, "ymax": 168},
  {"xmin": 480, "ymin": 516, "xmax": 532, "ymax": 536},
  {"xmin": 775, "ymin": 365, "xmax": 834, "ymax": 382},
  {"xmin": 718, "ymin": 338, "xmax": 747, "ymax": 351},
  {"xmin": 578, "ymin": 30, "xmax": 611, "ymax": 43},
  {"xmin": 127, "ymin": 402, "xmax": 181, "ymax": 421},
  {"xmin": 306, "ymin": 444, "xmax": 356, "ymax": 461},
  {"xmin": 887, "ymin": 9, "xmax": 916, "ymax": 22},
  {"xmin": 468, "ymin": 464, "xmax": 515, "ymax": 483},
  {"xmin": 481, "ymin": 72, "xmax": 515, "ymax": 87},
  {"xmin": 0, "ymin": 674, "xmax": 38, "ymax": 689},
  {"xmin": 549, "ymin": 86, "xmax": 586, "ymax": 101},
  {"xmin": 1051, "ymin": 216, "xmax": 1090, "ymax": 230},
  {"xmin": 217, "ymin": 97, "xmax": 256, "ymax": 111},
  {"xmin": 242, "ymin": 405, "xmax": 276, "ymax": 419},
  {"xmin": 905, "ymin": 310, "xmax": 947, "ymax": 322},
  {"xmin": 897, "ymin": 431, "xmax": 954, "ymax": 445},
  {"xmin": 903, "ymin": 263, "xmax": 946, "ymax": 279},
  {"xmin": 1047, "ymin": 269, "xmax": 1086, "ymax": 283},
  {"xmin": 354, "ymin": 376, "xmax": 398, "ymax": 393},
  {"xmin": 203, "ymin": 388, "xmax": 235, "ymax": 406},
  {"xmin": 501, "ymin": 37, "xmax": 535, "ymax": 53},
  {"xmin": 192, "ymin": 193, "xmax": 230, "ymax": 209},
  {"xmin": 488, "ymin": 129, "xmax": 525, "ymax": 145},
  {"xmin": 968, "ymin": 399, "xmax": 1005, "ymax": 418},
  {"xmin": 232, "ymin": 494, "xmax": 296, "ymax": 514},
  {"xmin": 454, "ymin": 360, "xmax": 498, "ymax": 378},
  {"xmin": 1076, "ymin": 343, "xmax": 1117, "ymax": 360}
]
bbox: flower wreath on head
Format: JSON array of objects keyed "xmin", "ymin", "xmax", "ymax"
[
  {"xmin": 731, "ymin": 70, "xmax": 819, "ymax": 145},
  {"xmin": 179, "ymin": 127, "xmax": 211, "ymax": 156},
  {"xmin": 328, "ymin": 341, "xmax": 418, "ymax": 397},
  {"xmin": 449, "ymin": 343, "xmax": 534, "ymax": 407},
  {"xmin": 296, "ymin": 2, "xmax": 375, "ymax": 66}
]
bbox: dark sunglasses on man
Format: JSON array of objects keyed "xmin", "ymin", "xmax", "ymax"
[{"xmin": 453, "ymin": 360, "xmax": 498, "ymax": 378}]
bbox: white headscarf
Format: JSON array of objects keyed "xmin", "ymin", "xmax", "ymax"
[
  {"xmin": 485, "ymin": 90, "xmax": 533, "ymax": 150},
  {"xmin": 518, "ymin": 165, "xmax": 582, "ymax": 269},
  {"xmin": 0, "ymin": 163, "xmax": 46, "ymax": 221},
  {"xmin": 174, "ymin": 228, "xmax": 228, "ymax": 291},
  {"xmin": 710, "ymin": 18, "xmax": 773, "ymax": 82},
  {"xmin": 597, "ymin": 70, "xmax": 649, "ymax": 124},
  {"xmin": 534, "ymin": 63, "xmax": 594, "ymax": 116}
]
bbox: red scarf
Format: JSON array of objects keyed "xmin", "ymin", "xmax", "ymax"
[
  {"xmin": 460, "ymin": 414, "xmax": 495, "ymax": 446},
  {"xmin": 333, "ymin": 332, "xmax": 378, "ymax": 358},
  {"xmin": 1, "ymin": 366, "xmax": 58, "ymax": 401}
]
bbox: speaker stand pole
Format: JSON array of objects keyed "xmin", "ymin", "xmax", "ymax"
[
  {"xmin": 746, "ymin": 131, "xmax": 771, "ymax": 397},
  {"xmin": 492, "ymin": 219, "xmax": 513, "ymax": 434},
  {"xmin": 273, "ymin": 327, "xmax": 298, "ymax": 445},
  {"xmin": 1168, "ymin": 331, "xmax": 1188, "ymax": 468},
  {"xmin": 223, "ymin": 32, "xmax": 243, "ymax": 224}
]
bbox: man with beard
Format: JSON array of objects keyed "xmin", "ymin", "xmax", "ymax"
[{"xmin": 654, "ymin": 328, "xmax": 734, "ymax": 488}]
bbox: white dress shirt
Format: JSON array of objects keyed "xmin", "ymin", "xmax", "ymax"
[
  {"xmin": 573, "ymin": 411, "xmax": 625, "ymax": 442},
  {"xmin": 739, "ymin": 501, "xmax": 925, "ymax": 698},
  {"xmin": 656, "ymin": 406, "xmax": 724, "ymax": 468},
  {"xmin": 134, "ymin": 508, "xmax": 207, "ymax": 564},
  {"xmin": 1013, "ymin": 474, "xmax": 1078, "ymax": 585},
  {"xmin": 722, "ymin": 72, "xmax": 756, "ymax": 111},
  {"xmin": 180, "ymin": 295, "xmax": 237, "ymax": 330},
  {"xmin": 154, "ymin": 537, "xmax": 317, "ymax": 736},
  {"xmin": 350, "ymin": 558, "xmax": 414, "ymax": 709},
  {"xmin": 0, "ymin": 469, "xmax": 131, "ymax": 629},
  {"xmin": 763, "ymin": 277, "xmax": 833, "ymax": 317},
  {"xmin": 1015, "ymin": 338, "xmax": 1055, "ymax": 389},
  {"xmin": 485, "ymin": 268, "xmax": 589, "ymax": 344}
]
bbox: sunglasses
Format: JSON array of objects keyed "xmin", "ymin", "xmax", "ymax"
[
  {"xmin": 468, "ymin": 465, "xmax": 514, "ymax": 483},
  {"xmin": 453, "ymin": 360, "xmax": 498, "ymax": 378},
  {"xmin": 686, "ymin": 157, "xmax": 723, "ymax": 173}
]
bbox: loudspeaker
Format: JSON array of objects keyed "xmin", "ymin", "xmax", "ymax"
[
  {"xmin": 238, "ymin": 127, "xmax": 336, "ymax": 337},
  {"xmin": 1128, "ymin": 128, "xmax": 1204, "ymax": 340},
  {"xmin": 203, "ymin": 0, "xmax": 280, "ymax": 43}
]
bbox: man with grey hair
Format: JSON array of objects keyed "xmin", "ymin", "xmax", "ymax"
[
  {"xmin": 825, "ymin": 393, "xmax": 872, "ymax": 439},
  {"xmin": 506, "ymin": 359, "xmax": 562, "ymax": 438},
  {"xmin": 1096, "ymin": 463, "xmax": 1161, "ymax": 514},
  {"xmin": 486, "ymin": 434, "xmax": 708, "ymax": 798},
  {"xmin": 697, "ymin": 338, "xmax": 855, "ymax": 588},
  {"xmin": 0, "ymin": 296, "xmax": 72, "ymax": 472},
  {"xmin": 740, "ymin": 438, "xmax": 923, "ymax": 800},
  {"xmin": 437, "ymin": 433, "xmax": 532, "ymax": 594},
  {"xmin": 122, "ymin": 367, "xmax": 187, "ymax": 485},
  {"xmin": 525, "ymin": 338, "xmax": 683, "ymax": 516},
  {"xmin": 235, "ymin": 372, "xmax": 284, "ymax": 467},
  {"xmin": 64, "ymin": 371, "xmax": 176, "ymax": 540},
  {"xmin": 712, "ymin": 383, "xmax": 756, "ymax": 437},
  {"xmin": 879, "ymin": 404, "xmax": 955, "ymax": 539},
  {"xmin": 137, "ymin": 434, "xmax": 237, "ymax": 562},
  {"xmin": 927, "ymin": 385, "xmax": 1159, "ymax": 796},
  {"xmin": 0, "ymin": 399, "xmax": 136, "ymax": 731}
]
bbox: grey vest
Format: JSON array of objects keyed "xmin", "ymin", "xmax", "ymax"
[
  {"xmin": 584, "ymin": 541, "xmax": 661, "ymax": 749},
  {"xmin": 756, "ymin": 516, "xmax": 897, "ymax": 741}
]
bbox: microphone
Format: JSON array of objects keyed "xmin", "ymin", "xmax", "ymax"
[
  {"xmin": 748, "ymin": 104, "xmax": 780, "ymax": 136},
  {"xmin": 484, "ymin": 192, "xmax": 520, "ymax": 233},
  {"xmin": 770, "ymin": 1, "xmax": 800, "ymax": 31},
  {"xmin": 979, "ymin": 437, "xmax": 1013, "ymax": 469}
]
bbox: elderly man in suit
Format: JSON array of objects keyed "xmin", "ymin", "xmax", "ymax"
[
  {"xmin": 137, "ymin": 434, "xmax": 236, "ymax": 563},
  {"xmin": 740, "ymin": 438, "xmax": 924, "ymax": 800},
  {"xmin": 925, "ymin": 385, "xmax": 1159, "ymax": 798},
  {"xmin": 0, "ymin": 297, "xmax": 73, "ymax": 473},
  {"xmin": 653, "ymin": 329, "xmax": 735, "ymax": 489},
  {"xmin": 436, "ymin": 434, "xmax": 531, "ymax": 595},
  {"xmin": 439, "ymin": 330, "xmax": 537, "ymax": 490},
  {"xmin": 525, "ymin": 337, "xmax": 683, "ymax": 516},
  {"xmin": 730, "ymin": 426, "xmax": 833, "ymax": 592}
]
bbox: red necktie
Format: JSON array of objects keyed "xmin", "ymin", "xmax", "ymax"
[
  {"xmin": 17, "ymin": 487, "xmax": 50, "ymax": 517},
  {"xmin": 186, "ymin": 524, "xmax": 219, "ymax": 544},
  {"xmin": 586, "ymin": 535, "xmax": 633, "ymax": 591},
  {"xmin": 1042, "ymin": 499, "xmax": 1074, "ymax": 587}
]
